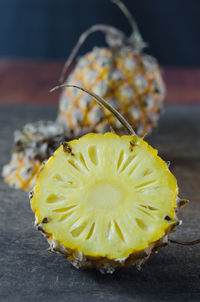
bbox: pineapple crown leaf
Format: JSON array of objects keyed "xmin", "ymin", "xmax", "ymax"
[
  {"xmin": 111, "ymin": 0, "xmax": 147, "ymax": 50},
  {"xmin": 59, "ymin": 24, "xmax": 128, "ymax": 83},
  {"xmin": 50, "ymin": 84, "xmax": 136, "ymax": 136}
]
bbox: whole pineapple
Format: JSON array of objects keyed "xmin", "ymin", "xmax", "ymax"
[
  {"xmin": 58, "ymin": 0, "xmax": 165, "ymax": 137},
  {"xmin": 2, "ymin": 121, "xmax": 67, "ymax": 191},
  {"xmin": 31, "ymin": 87, "xmax": 188, "ymax": 274}
]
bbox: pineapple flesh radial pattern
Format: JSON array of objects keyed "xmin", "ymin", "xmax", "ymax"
[{"xmin": 31, "ymin": 133, "xmax": 178, "ymax": 271}]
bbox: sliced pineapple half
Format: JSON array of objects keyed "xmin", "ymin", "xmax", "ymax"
[{"xmin": 31, "ymin": 133, "xmax": 178, "ymax": 272}]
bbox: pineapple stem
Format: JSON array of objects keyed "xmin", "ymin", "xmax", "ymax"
[
  {"xmin": 169, "ymin": 238, "xmax": 200, "ymax": 246},
  {"xmin": 111, "ymin": 0, "xmax": 147, "ymax": 51},
  {"xmin": 59, "ymin": 1, "xmax": 146, "ymax": 83},
  {"xmin": 50, "ymin": 85, "xmax": 136, "ymax": 136},
  {"xmin": 59, "ymin": 24, "xmax": 127, "ymax": 83}
]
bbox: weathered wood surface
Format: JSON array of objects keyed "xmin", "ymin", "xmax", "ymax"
[
  {"xmin": 0, "ymin": 60, "xmax": 200, "ymax": 105},
  {"xmin": 0, "ymin": 105, "xmax": 200, "ymax": 302}
]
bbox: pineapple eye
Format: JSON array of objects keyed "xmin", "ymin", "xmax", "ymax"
[
  {"xmin": 164, "ymin": 216, "xmax": 172, "ymax": 221},
  {"xmin": 42, "ymin": 217, "xmax": 49, "ymax": 224}
]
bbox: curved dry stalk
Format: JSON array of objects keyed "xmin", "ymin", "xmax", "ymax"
[
  {"xmin": 169, "ymin": 238, "xmax": 200, "ymax": 246},
  {"xmin": 59, "ymin": 24, "xmax": 126, "ymax": 83},
  {"xmin": 111, "ymin": 0, "xmax": 147, "ymax": 50},
  {"xmin": 50, "ymin": 84, "xmax": 136, "ymax": 136},
  {"xmin": 60, "ymin": 1, "xmax": 147, "ymax": 83}
]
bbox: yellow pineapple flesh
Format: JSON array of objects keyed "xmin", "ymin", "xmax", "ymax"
[
  {"xmin": 31, "ymin": 133, "xmax": 179, "ymax": 272},
  {"xmin": 58, "ymin": 47, "xmax": 165, "ymax": 137}
]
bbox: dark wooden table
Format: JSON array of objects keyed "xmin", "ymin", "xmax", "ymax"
[
  {"xmin": 0, "ymin": 60, "xmax": 200, "ymax": 105},
  {"xmin": 0, "ymin": 104, "xmax": 200, "ymax": 302}
]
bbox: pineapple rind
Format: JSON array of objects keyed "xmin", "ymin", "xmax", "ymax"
[
  {"xmin": 3, "ymin": 152, "xmax": 41, "ymax": 191},
  {"xmin": 34, "ymin": 222, "xmax": 177, "ymax": 273},
  {"xmin": 58, "ymin": 47, "xmax": 165, "ymax": 137},
  {"xmin": 2, "ymin": 121, "xmax": 67, "ymax": 191},
  {"xmin": 31, "ymin": 133, "xmax": 179, "ymax": 269}
]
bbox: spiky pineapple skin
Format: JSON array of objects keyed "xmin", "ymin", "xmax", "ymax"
[
  {"xmin": 2, "ymin": 121, "xmax": 67, "ymax": 191},
  {"xmin": 34, "ymin": 222, "xmax": 176, "ymax": 274},
  {"xmin": 58, "ymin": 47, "xmax": 165, "ymax": 137},
  {"xmin": 3, "ymin": 152, "xmax": 41, "ymax": 191}
]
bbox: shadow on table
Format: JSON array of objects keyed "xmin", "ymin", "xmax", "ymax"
[{"xmin": 81, "ymin": 251, "xmax": 200, "ymax": 300}]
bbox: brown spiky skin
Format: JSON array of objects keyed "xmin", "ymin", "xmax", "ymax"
[
  {"xmin": 32, "ymin": 195, "xmax": 182, "ymax": 274},
  {"xmin": 34, "ymin": 220, "xmax": 178, "ymax": 274},
  {"xmin": 58, "ymin": 47, "xmax": 165, "ymax": 137},
  {"xmin": 2, "ymin": 121, "xmax": 67, "ymax": 191}
]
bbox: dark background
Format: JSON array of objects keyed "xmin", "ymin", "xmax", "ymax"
[{"xmin": 0, "ymin": 0, "xmax": 200, "ymax": 66}]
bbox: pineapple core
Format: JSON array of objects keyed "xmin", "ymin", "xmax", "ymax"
[{"xmin": 31, "ymin": 133, "xmax": 178, "ymax": 259}]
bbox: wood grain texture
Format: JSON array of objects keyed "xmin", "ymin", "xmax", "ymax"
[
  {"xmin": 0, "ymin": 105, "xmax": 200, "ymax": 302},
  {"xmin": 0, "ymin": 59, "xmax": 200, "ymax": 105}
]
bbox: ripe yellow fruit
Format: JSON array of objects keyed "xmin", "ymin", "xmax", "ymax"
[
  {"xmin": 2, "ymin": 121, "xmax": 66, "ymax": 191},
  {"xmin": 31, "ymin": 133, "xmax": 179, "ymax": 273},
  {"xmin": 58, "ymin": 48, "xmax": 165, "ymax": 137},
  {"xmin": 57, "ymin": 1, "xmax": 165, "ymax": 137},
  {"xmin": 3, "ymin": 152, "xmax": 41, "ymax": 191}
]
